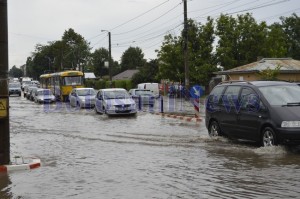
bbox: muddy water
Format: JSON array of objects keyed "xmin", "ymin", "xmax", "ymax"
[{"xmin": 1, "ymin": 96, "xmax": 300, "ymax": 199}]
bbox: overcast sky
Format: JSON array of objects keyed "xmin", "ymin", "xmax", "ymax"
[{"xmin": 8, "ymin": 0, "xmax": 300, "ymax": 68}]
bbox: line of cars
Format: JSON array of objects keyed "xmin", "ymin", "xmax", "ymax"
[
  {"xmin": 69, "ymin": 87, "xmax": 156, "ymax": 116},
  {"xmin": 10, "ymin": 79, "xmax": 158, "ymax": 116}
]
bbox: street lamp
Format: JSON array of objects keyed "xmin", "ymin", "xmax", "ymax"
[{"xmin": 101, "ymin": 30, "xmax": 112, "ymax": 82}]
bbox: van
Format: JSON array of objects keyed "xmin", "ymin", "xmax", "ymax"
[
  {"xmin": 205, "ymin": 81, "xmax": 300, "ymax": 147},
  {"xmin": 137, "ymin": 83, "xmax": 160, "ymax": 98}
]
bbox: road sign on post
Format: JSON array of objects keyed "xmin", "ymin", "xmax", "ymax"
[{"xmin": 190, "ymin": 85, "xmax": 203, "ymax": 118}]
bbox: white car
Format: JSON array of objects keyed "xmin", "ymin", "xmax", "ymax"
[
  {"xmin": 34, "ymin": 89, "xmax": 56, "ymax": 103},
  {"xmin": 69, "ymin": 88, "xmax": 96, "ymax": 108},
  {"xmin": 94, "ymin": 88, "xmax": 137, "ymax": 115}
]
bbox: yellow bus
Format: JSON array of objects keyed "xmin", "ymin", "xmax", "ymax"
[{"xmin": 40, "ymin": 70, "xmax": 84, "ymax": 101}]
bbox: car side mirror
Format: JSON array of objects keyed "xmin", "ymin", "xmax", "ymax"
[{"xmin": 98, "ymin": 95, "xmax": 103, "ymax": 100}]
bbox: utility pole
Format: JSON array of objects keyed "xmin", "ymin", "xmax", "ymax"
[
  {"xmin": 101, "ymin": 30, "xmax": 112, "ymax": 82},
  {"xmin": 0, "ymin": 0, "xmax": 10, "ymax": 165},
  {"xmin": 108, "ymin": 32, "xmax": 112, "ymax": 82},
  {"xmin": 183, "ymin": 0, "xmax": 189, "ymax": 98}
]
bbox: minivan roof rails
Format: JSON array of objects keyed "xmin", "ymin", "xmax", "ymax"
[{"xmin": 218, "ymin": 80, "xmax": 253, "ymax": 85}]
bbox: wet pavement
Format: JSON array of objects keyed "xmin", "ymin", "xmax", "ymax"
[{"xmin": 1, "ymin": 96, "xmax": 300, "ymax": 198}]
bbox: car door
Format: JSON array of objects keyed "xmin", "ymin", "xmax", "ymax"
[
  {"xmin": 236, "ymin": 87, "xmax": 267, "ymax": 141},
  {"xmin": 69, "ymin": 90, "xmax": 76, "ymax": 106},
  {"xmin": 218, "ymin": 85, "xmax": 242, "ymax": 137},
  {"xmin": 95, "ymin": 91, "xmax": 104, "ymax": 113}
]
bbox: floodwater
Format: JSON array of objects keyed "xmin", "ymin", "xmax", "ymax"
[{"xmin": 1, "ymin": 96, "xmax": 300, "ymax": 199}]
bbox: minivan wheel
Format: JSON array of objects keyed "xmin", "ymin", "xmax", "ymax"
[
  {"xmin": 209, "ymin": 121, "xmax": 221, "ymax": 137},
  {"xmin": 262, "ymin": 127, "xmax": 277, "ymax": 147}
]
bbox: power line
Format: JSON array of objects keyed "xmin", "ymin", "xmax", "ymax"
[
  {"xmin": 110, "ymin": 0, "xmax": 170, "ymax": 31},
  {"xmin": 258, "ymin": 7, "xmax": 300, "ymax": 21},
  {"xmin": 113, "ymin": 2, "xmax": 182, "ymax": 36},
  {"xmin": 225, "ymin": 0, "xmax": 290, "ymax": 15}
]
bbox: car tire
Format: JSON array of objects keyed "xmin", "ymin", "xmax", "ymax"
[
  {"xmin": 208, "ymin": 120, "xmax": 221, "ymax": 137},
  {"xmin": 261, "ymin": 127, "xmax": 277, "ymax": 147}
]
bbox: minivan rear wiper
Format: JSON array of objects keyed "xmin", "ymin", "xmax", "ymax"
[{"xmin": 282, "ymin": 102, "xmax": 300, "ymax": 107}]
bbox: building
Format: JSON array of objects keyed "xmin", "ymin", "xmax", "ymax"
[
  {"xmin": 112, "ymin": 69, "xmax": 139, "ymax": 81},
  {"xmin": 215, "ymin": 58, "xmax": 300, "ymax": 82}
]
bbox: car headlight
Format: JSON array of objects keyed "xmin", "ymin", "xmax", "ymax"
[
  {"xmin": 131, "ymin": 103, "xmax": 136, "ymax": 109},
  {"xmin": 281, "ymin": 121, "xmax": 300, "ymax": 128}
]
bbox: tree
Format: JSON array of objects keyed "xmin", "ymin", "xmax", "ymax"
[
  {"xmin": 265, "ymin": 23, "xmax": 288, "ymax": 57},
  {"xmin": 156, "ymin": 34, "xmax": 183, "ymax": 82},
  {"xmin": 120, "ymin": 46, "xmax": 146, "ymax": 71},
  {"xmin": 158, "ymin": 18, "xmax": 216, "ymax": 87},
  {"xmin": 280, "ymin": 13, "xmax": 300, "ymax": 59},
  {"xmin": 9, "ymin": 65, "xmax": 23, "ymax": 78},
  {"xmin": 189, "ymin": 17, "xmax": 217, "ymax": 86},
  {"xmin": 61, "ymin": 28, "xmax": 91, "ymax": 71},
  {"xmin": 215, "ymin": 13, "xmax": 268, "ymax": 69},
  {"xmin": 259, "ymin": 65, "xmax": 281, "ymax": 80},
  {"xmin": 132, "ymin": 59, "xmax": 159, "ymax": 86},
  {"xmin": 91, "ymin": 47, "xmax": 109, "ymax": 77}
]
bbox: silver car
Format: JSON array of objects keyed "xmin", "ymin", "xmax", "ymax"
[
  {"xmin": 128, "ymin": 89, "xmax": 155, "ymax": 106},
  {"xmin": 8, "ymin": 82, "xmax": 21, "ymax": 96},
  {"xmin": 34, "ymin": 89, "xmax": 56, "ymax": 104},
  {"xmin": 69, "ymin": 88, "xmax": 96, "ymax": 108},
  {"xmin": 94, "ymin": 88, "xmax": 137, "ymax": 116}
]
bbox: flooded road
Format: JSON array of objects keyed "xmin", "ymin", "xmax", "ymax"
[{"xmin": 1, "ymin": 96, "xmax": 300, "ymax": 198}]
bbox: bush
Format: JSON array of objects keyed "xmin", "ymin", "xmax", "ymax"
[{"xmin": 85, "ymin": 79, "xmax": 134, "ymax": 90}]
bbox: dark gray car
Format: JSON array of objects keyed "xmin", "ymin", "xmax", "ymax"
[{"xmin": 205, "ymin": 81, "xmax": 300, "ymax": 147}]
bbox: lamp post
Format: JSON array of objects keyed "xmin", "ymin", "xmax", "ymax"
[{"xmin": 101, "ymin": 30, "xmax": 112, "ymax": 82}]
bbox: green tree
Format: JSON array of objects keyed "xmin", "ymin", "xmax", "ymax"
[
  {"xmin": 158, "ymin": 18, "xmax": 216, "ymax": 87},
  {"xmin": 120, "ymin": 46, "xmax": 146, "ymax": 71},
  {"xmin": 61, "ymin": 28, "xmax": 91, "ymax": 71},
  {"xmin": 259, "ymin": 65, "xmax": 281, "ymax": 80},
  {"xmin": 132, "ymin": 59, "xmax": 159, "ymax": 86},
  {"xmin": 156, "ymin": 34, "xmax": 183, "ymax": 82},
  {"xmin": 215, "ymin": 13, "xmax": 268, "ymax": 69},
  {"xmin": 280, "ymin": 13, "xmax": 300, "ymax": 59},
  {"xmin": 91, "ymin": 47, "xmax": 109, "ymax": 77},
  {"xmin": 9, "ymin": 66, "xmax": 23, "ymax": 78},
  {"xmin": 265, "ymin": 23, "xmax": 288, "ymax": 57},
  {"xmin": 189, "ymin": 17, "xmax": 217, "ymax": 86}
]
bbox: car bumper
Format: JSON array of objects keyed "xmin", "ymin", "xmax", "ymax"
[
  {"xmin": 276, "ymin": 128, "xmax": 300, "ymax": 144},
  {"xmin": 9, "ymin": 90, "xmax": 21, "ymax": 95},
  {"xmin": 38, "ymin": 99, "xmax": 56, "ymax": 103},
  {"xmin": 106, "ymin": 109, "xmax": 137, "ymax": 115}
]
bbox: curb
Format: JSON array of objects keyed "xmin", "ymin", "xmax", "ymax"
[
  {"xmin": 153, "ymin": 112, "xmax": 202, "ymax": 123},
  {"xmin": 0, "ymin": 158, "xmax": 41, "ymax": 172}
]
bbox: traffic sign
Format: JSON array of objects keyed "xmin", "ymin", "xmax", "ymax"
[{"xmin": 189, "ymin": 85, "xmax": 203, "ymax": 99}]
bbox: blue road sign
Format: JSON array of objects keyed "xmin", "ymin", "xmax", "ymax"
[{"xmin": 190, "ymin": 85, "xmax": 203, "ymax": 99}]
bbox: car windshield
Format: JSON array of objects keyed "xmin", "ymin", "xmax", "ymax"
[
  {"xmin": 135, "ymin": 90, "xmax": 153, "ymax": 96},
  {"xmin": 259, "ymin": 85, "xmax": 300, "ymax": 106},
  {"xmin": 38, "ymin": 90, "xmax": 52, "ymax": 96},
  {"xmin": 77, "ymin": 89, "xmax": 95, "ymax": 96},
  {"xmin": 9, "ymin": 83, "xmax": 20, "ymax": 88},
  {"xmin": 103, "ymin": 90, "xmax": 130, "ymax": 99}
]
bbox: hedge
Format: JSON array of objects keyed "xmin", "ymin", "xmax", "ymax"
[{"xmin": 85, "ymin": 79, "xmax": 134, "ymax": 90}]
